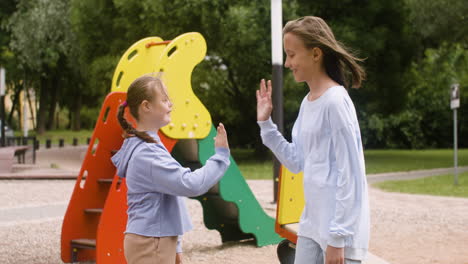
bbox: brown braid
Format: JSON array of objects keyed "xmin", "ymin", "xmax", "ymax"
[{"xmin": 116, "ymin": 75, "xmax": 164, "ymax": 144}]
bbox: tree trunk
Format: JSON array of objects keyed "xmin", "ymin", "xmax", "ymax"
[
  {"xmin": 25, "ymin": 86, "xmax": 36, "ymax": 129},
  {"xmin": 46, "ymin": 77, "xmax": 58, "ymax": 130},
  {"xmin": 7, "ymin": 84, "xmax": 21, "ymax": 126},
  {"xmin": 71, "ymin": 92, "xmax": 81, "ymax": 131},
  {"xmin": 36, "ymin": 76, "xmax": 48, "ymax": 135}
]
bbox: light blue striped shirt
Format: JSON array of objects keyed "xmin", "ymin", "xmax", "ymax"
[
  {"xmin": 111, "ymin": 131, "xmax": 230, "ymax": 253},
  {"xmin": 258, "ymin": 86, "xmax": 369, "ymax": 260}
]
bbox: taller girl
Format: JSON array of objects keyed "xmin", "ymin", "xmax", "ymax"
[{"xmin": 256, "ymin": 16, "xmax": 369, "ymax": 264}]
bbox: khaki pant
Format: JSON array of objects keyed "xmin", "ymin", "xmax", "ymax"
[{"xmin": 124, "ymin": 233, "xmax": 177, "ymax": 264}]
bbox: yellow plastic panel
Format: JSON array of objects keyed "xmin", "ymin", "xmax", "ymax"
[
  {"xmin": 156, "ymin": 32, "xmax": 211, "ymax": 139},
  {"xmin": 277, "ymin": 166, "xmax": 305, "ymax": 225},
  {"xmin": 111, "ymin": 37, "xmax": 168, "ymax": 93}
]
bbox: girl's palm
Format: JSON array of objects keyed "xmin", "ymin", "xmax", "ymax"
[{"xmin": 256, "ymin": 79, "xmax": 273, "ymax": 121}]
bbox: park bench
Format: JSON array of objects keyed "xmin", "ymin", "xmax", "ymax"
[{"xmin": 0, "ymin": 146, "xmax": 31, "ymax": 173}]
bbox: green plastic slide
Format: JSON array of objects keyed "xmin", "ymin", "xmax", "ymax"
[{"xmin": 193, "ymin": 126, "xmax": 282, "ymax": 246}]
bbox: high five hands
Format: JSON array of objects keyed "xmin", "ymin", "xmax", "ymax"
[
  {"xmin": 214, "ymin": 78, "xmax": 272, "ymax": 149},
  {"xmin": 256, "ymin": 79, "xmax": 273, "ymax": 121}
]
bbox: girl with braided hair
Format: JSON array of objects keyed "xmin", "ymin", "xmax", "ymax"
[{"xmin": 111, "ymin": 75, "xmax": 230, "ymax": 264}]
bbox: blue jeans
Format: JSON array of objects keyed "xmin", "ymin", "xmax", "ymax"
[{"xmin": 294, "ymin": 236, "xmax": 361, "ymax": 264}]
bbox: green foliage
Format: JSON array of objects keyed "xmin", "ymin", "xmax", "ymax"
[
  {"xmin": 289, "ymin": 0, "xmax": 418, "ymax": 115},
  {"xmin": 4, "ymin": 0, "xmax": 83, "ymax": 133},
  {"xmin": 0, "ymin": 0, "xmax": 17, "ymax": 65},
  {"xmin": 406, "ymin": 0, "xmax": 468, "ymax": 45},
  {"xmin": 6, "ymin": 0, "xmax": 72, "ymax": 71},
  {"xmin": 0, "ymin": 0, "xmax": 465, "ymax": 150},
  {"xmin": 361, "ymin": 43, "xmax": 468, "ymax": 148},
  {"xmin": 79, "ymin": 107, "xmax": 101, "ymax": 130}
]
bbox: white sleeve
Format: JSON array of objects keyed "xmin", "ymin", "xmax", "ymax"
[
  {"xmin": 257, "ymin": 117, "xmax": 304, "ymax": 173},
  {"xmin": 327, "ymin": 99, "xmax": 365, "ymax": 247}
]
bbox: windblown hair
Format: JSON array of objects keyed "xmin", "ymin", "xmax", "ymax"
[{"xmin": 283, "ymin": 16, "xmax": 366, "ymax": 88}]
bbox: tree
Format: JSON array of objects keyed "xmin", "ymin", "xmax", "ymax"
[
  {"xmin": 4, "ymin": 0, "xmax": 459, "ymax": 149},
  {"xmin": 6, "ymin": 0, "xmax": 79, "ymax": 133},
  {"xmin": 406, "ymin": 0, "xmax": 467, "ymax": 49},
  {"xmin": 1, "ymin": 1, "xmax": 22, "ymax": 130}
]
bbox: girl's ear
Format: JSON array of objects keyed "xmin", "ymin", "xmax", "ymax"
[
  {"xmin": 312, "ymin": 47, "xmax": 323, "ymax": 62},
  {"xmin": 140, "ymin": 100, "xmax": 152, "ymax": 113}
]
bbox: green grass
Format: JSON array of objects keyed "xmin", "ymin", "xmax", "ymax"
[
  {"xmin": 364, "ymin": 149, "xmax": 468, "ymax": 174},
  {"xmin": 237, "ymin": 161, "xmax": 274, "ymax": 180},
  {"xmin": 15, "ymin": 129, "xmax": 93, "ymax": 146},
  {"xmin": 373, "ymin": 171, "xmax": 468, "ymax": 198},
  {"xmin": 231, "ymin": 148, "xmax": 274, "ymax": 180},
  {"xmin": 232, "ymin": 148, "xmax": 468, "ymax": 180}
]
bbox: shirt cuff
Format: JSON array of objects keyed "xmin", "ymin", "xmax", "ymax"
[
  {"xmin": 257, "ymin": 117, "xmax": 275, "ymax": 130},
  {"xmin": 176, "ymin": 237, "xmax": 183, "ymax": 253},
  {"xmin": 328, "ymin": 234, "xmax": 345, "ymax": 248},
  {"xmin": 215, "ymin": 147, "xmax": 230, "ymax": 158}
]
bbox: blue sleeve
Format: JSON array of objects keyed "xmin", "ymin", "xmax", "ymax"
[
  {"xmin": 327, "ymin": 98, "xmax": 365, "ymax": 248},
  {"xmin": 136, "ymin": 144, "xmax": 230, "ymax": 197},
  {"xmin": 257, "ymin": 117, "xmax": 304, "ymax": 173}
]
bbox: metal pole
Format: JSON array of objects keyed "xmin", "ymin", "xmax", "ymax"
[
  {"xmin": 0, "ymin": 95, "xmax": 5, "ymax": 147},
  {"xmin": 454, "ymin": 108, "xmax": 458, "ymax": 185},
  {"xmin": 271, "ymin": 0, "xmax": 283, "ymax": 203},
  {"xmin": 0, "ymin": 67, "xmax": 5, "ymax": 147}
]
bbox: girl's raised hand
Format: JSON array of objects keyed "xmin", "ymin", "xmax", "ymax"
[
  {"xmin": 214, "ymin": 123, "xmax": 229, "ymax": 149},
  {"xmin": 256, "ymin": 79, "xmax": 273, "ymax": 121}
]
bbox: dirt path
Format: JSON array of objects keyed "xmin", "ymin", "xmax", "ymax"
[
  {"xmin": 2, "ymin": 178, "xmax": 468, "ymax": 263},
  {"xmin": 368, "ymin": 166, "xmax": 468, "ymax": 183},
  {"xmin": 368, "ymin": 187, "xmax": 468, "ymax": 264}
]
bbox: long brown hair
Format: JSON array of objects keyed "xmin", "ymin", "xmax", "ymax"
[
  {"xmin": 117, "ymin": 75, "xmax": 165, "ymax": 143},
  {"xmin": 283, "ymin": 16, "xmax": 366, "ymax": 88}
]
